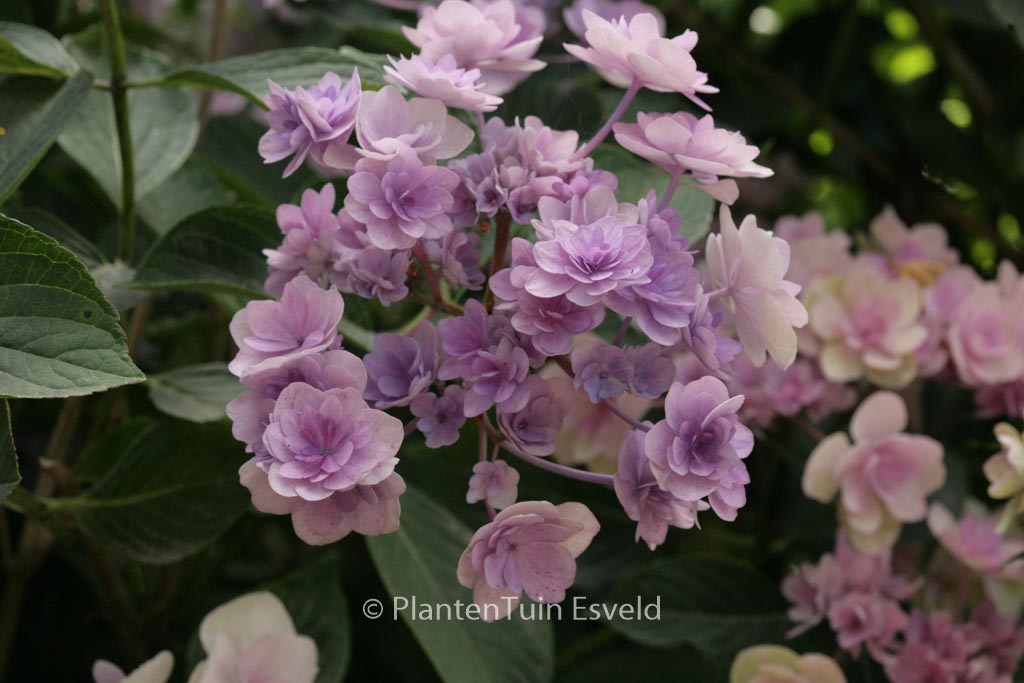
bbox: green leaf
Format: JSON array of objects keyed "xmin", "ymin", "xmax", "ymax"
[
  {"xmin": 148, "ymin": 362, "xmax": 240, "ymax": 423},
  {"xmin": 57, "ymin": 29, "xmax": 198, "ymax": 208},
  {"xmin": 366, "ymin": 487, "xmax": 555, "ymax": 683},
  {"xmin": 61, "ymin": 419, "xmax": 250, "ymax": 564},
  {"xmin": 132, "ymin": 204, "xmax": 278, "ymax": 297},
  {"xmin": 0, "ymin": 214, "xmax": 143, "ymax": 398},
  {"xmin": 268, "ymin": 554, "xmax": 352, "ymax": 683},
  {"xmin": 603, "ymin": 554, "xmax": 788, "ymax": 655},
  {"xmin": 0, "ymin": 400, "xmax": 18, "ymax": 501},
  {"xmin": 590, "ymin": 144, "xmax": 716, "ymax": 243},
  {"xmin": 155, "ymin": 46, "xmax": 388, "ymax": 108},
  {"xmin": 0, "ymin": 70, "xmax": 92, "ymax": 203},
  {"xmin": 0, "ymin": 21, "xmax": 78, "ymax": 78},
  {"xmin": 137, "ymin": 160, "xmax": 232, "ymax": 236},
  {"xmin": 2, "ymin": 206, "xmax": 106, "ymax": 268}
]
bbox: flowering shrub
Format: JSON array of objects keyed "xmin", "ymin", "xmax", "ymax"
[{"xmin": 2, "ymin": 0, "xmax": 1024, "ymax": 681}]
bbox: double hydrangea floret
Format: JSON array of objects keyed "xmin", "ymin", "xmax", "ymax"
[
  {"xmin": 259, "ymin": 69, "xmax": 361, "ymax": 177},
  {"xmin": 385, "ymin": 54, "xmax": 503, "ymax": 112}
]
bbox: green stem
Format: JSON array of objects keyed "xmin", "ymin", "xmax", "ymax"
[{"xmin": 99, "ymin": 0, "xmax": 136, "ymax": 263}]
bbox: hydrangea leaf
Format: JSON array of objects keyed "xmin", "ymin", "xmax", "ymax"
[
  {"xmin": 266, "ymin": 553, "xmax": 352, "ymax": 683},
  {"xmin": 366, "ymin": 486, "xmax": 555, "ymax": 683},
  {"xmin": 0, "ymin": 214, "xmax": 144, "ymax": 398},
  {"xmin": 147, "ymin": 362, "xmax": 240, "ymax": 423},
  {"xmin": 131, "ymin": 204, "xmax": 279, "ymax": 298},
  {"xmin": 60, "ymin": 419, "xmax": 249, "ymax": 564},
  {"xmin": 155, "ymin": 46, "xmax": 388, "ymax": 108},
  {"xmin": 137, "ymin": 160, "xmax": 231, "ymax": 236},
  {"xmin": 0, "ymin": 400, "xmax": 18, "ymax": 501},
  {"xmin": 0, "ymin": 21, "xmax": 79, "ymax": 78},
  {"xmin": 0, "ymin": 70, "xmax": 92, "ymax": 203},
  {"xmin": 3, "ymin": 206, "xmax": 106, "ymax": 268},
  {"xmin": 602, "ymin": 554, "xmax": 789, "ymax": 656},
  {"xmin": 57, "ymin": 29, "xmax": 198, "ymax": 208}
]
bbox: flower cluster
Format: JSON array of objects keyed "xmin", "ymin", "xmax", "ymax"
[{"xmin": 237, "ymin": 0, "xmax": 812, "ymax": 618}]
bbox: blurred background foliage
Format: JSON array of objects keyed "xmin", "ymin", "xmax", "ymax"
[{"xmin": 0, "ymin": 0, "xmax": 1021, "ymax": 681}]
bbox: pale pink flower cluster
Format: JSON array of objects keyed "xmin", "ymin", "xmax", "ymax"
[{"xmin": 730, "ymin": 645, "xmax": 847, "ymax": 683}]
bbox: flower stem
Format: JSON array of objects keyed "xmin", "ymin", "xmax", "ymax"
[
  {"xmin": 602, "ymin": 399, "xmax": 650, "ymax": 432},
  {"xmin": 476, "ymin": 417, "xmax": 614, "ymax": 487},
  {"xmin": 571, "ymin": 79, "xmax": 641, "ymax": 161},
  {"xmin": 483, "ymin": 209, "xmax": 512, "ymax": 311},
  {"xmin": 475, "ymin": 110, "xmax": 486, "ymax": 140},
  {"xmin": 99, "ymin": 0, "xmax": 136, "ymax": 263},
  {"xmin": 613, "ymin": 316, "xmax": 633, "ymax": 347},
  {"xmin": 658, "ymin": 168, "xmax": 683, "ymax": 212}
]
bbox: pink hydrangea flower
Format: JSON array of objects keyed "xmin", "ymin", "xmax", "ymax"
[
  {"xmin": 563, "ymin": 0, "xmax": 665, "ymax": 45},
  {"xmin": 262, "ymin": 382, "xmax": 403, "ymax": 500},
  {"xmin": 613, "ymin": 112, "xmax": 772, "ymax": 205},
  {"xmin": 870, "ymin": 205, "xmax": 958, "ymax": 270},
  {"xmin": 188, "ymin": 592, "xmax": 318, "ymax": 683},
  {"xmin": 385, "ymin": 54, "xmax": 503, "ymax": 112},
  {"xmin": 264, "ymin": 184, "xmax": 345, "ymax": 297},
  {"xmin": 927, "ymin": 503, "xmax": 1024, "ymax": 580},
  {"xmin": 564, "ymin": 11, "xmax": 717, "ymax": 108},
  {"xmin": 259, "ymin": 69, "xmax": 361, "ymax": 178},
  {"xmin": 705, "ymin": 205, "xmax": 808, "ymax": 369},
  {"xmin": 644, "ymin": 376, "xmax": 754, "ymax": 520},
  {"xmin": 948, "ymin": 262, "xmax": 1024, "ymax": 388},
  {"xmin": 803, "ymin": 391, "xmax": 945, "ymax": 552},
  {"xmin": 93, "ymin": 652, "xmax": 173, "ymax": 683},
  {"xmin": 457, "ymin": 500, "xmax": 599, "ymax": 620},
  {"xmin": 497, "ymin": 375, "xmax": 574, "ymax": 456},
  {"xmin": 730, "ymin": 645, "xmax": 847, "ymax": 683},
  {"xmin": 782, "ymin": 532, "xmax": 919, "ymax": 640},
  {"xmin": 403, "ymin": 0, "xmax": 547, "ymax": 95},
  {"xmin": 344, "ymin": 149, "xmax": 461, "ymax": 250},
  {"xmin": 916, "ymin": 265, "xmax": 981, "ymax": 377},
  {"xmin": 772, "ymin": 212, "xmax": 851, "ymax": 289},
  {"xmin": 724, "ymin": 356, "xmax": 856, "ymax": 428},
  {"xmin": 240, "ymin": 460, "xmax": 406, "ymax": 545},
  {"xmin": 466, "ymin": 459, "xmax": 520, "ymax": 508},
  {"xmin": 805, "ymin": 258, "xmax": 927, "ymax": 389},
  {"xmin": 614, "ymin": 426, "xmax": 705, "ymax": 549},
  {"xmin": 983, "ymin": 419, "xmax": 1024, "ymax": 532},
  {"xmin": 228, "ymin": 275, "xmax": 344, "ymax": 378},
  {"xmin": 828, "ymin": 592, "xmax": 907, "ymax": 653}
]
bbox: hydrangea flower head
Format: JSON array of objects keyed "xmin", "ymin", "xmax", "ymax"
[
  {"xmin": 410, "ymin": 385, "xmax": 468, "ymax": 448},
  {"xmin": 802, "ymin": 391, "xmax": 945, "ymax": 552},
  {"xmin": 497, "ymin": 375, "xmax": 574, "ymax": 456},
  {"xmin": 805, "ymin": 259, "xmax": 927, "ymax": 388},
  {"xmin": 262, "ymin": 382, "xmax": 403, "ymax": 501},
  {"xmin": 983, "ymin": 418, "xmax": 1024, "ymax": 531},
  {"xmin": 730, "ymin": 645, "xmax": 847, "ymax": 683},
  {"xmin": 564, "ymin": 10, "xmax": 717, "ymax": 107},
  {"xmin": 403, "ymin": 0, "xmax": 547, "ymax": 95},
  {"xmin": 947, "ymin": 270, "xmax": 1024, "ymax": 388},
  {"xmin": 259, "ymin": 69, "xmax": 361, "ymax": 177},
  {"xmin": 613, "ymin": 112, "xmax": 772, "ymax": 205},
  {"xmin": 563, "ymin": 0, "xmax": 665, "ymax": 45},
  {"xmin": 466, "ymin": 459, "xmax": 520, "ymax": 508},
  {"xmin": 457, "ymin": 501, "xmax": 599, "ymax": 620},
  {"xmin": 363, "ymin": 323, "xmax": 438, "ymax": 409},
  {"xmin": 188, "ymin": 592, "xmax": 318, "ymax": 683},
  {"xmin": 705, "ymin": 206, "xmax": 808, "ymax": 369},
  {"xmin": 644, "ymin": 376, "xmax": 754, "ymax": 519},
  {"xmin": 93, "ymin": 652, "xmax": 173, "ymax": 683},
  {"xmin": 344, "ymin": 149, "xmax": 460, "ymax": 249},
  {"xmin": 385, "ymin": 54, "xmax": 503, "ymax": 112},
  {"xmin": 228, "ymin": 275, "xmax": 343, "ymax": 377},
  {"xmin": 927, "ymin": 502, "xmax": 1024, "ymax": 580},
  {"xmin": 264, "ymin": 184, "xmax": 344, "ymax": 297}
]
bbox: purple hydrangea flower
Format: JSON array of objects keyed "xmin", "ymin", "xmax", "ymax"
[
  {"xmin": 466, "ymin": 459, "xmax": 520, "ymax": 508},
  {"xmin": 457, "ymin": 501, "xmax": 599, "ymax": 621},
  {"xmin": 644, "ymin": 377, "xmax": 754, "ymax": 516},
  {"xmin": 344, "ymin": 149, "xmax": 461, "ymax": 250},
  {"xmin": 490, "ymin": 238, "xmax": 605, "ymax": 356},
  {"xmin": 339, "ymin": 246, "xmax": 411, "ymax": 307},
  {"xmin": 563, "ymin": 0, "xmax": 665, "ymax": 45},
  {"xmin": 228, "ymin": 274, "xmax": 344, "ymax": 377},
  {"xmin": 460, "ymin": 336, "xmax": 532, "ymax": 417},
  {"xmin": 497, "ymin": 376, "xmax": 574, "ymax": 456},
  {"xmin": 227, "ymin": 349, "xmax": 368, "ymax": 458},
  {"xmin": 423, "ymin": 230, "xmax": 486, "ymax": 290},
  {"xmin": 363, "ymin": 323, "xmax": 438, "ymax": 408},
  {"xmin": 241, "ymin": 460, "xmax": 406, "ymax": 545},
  {"xmin": 259, "ymin": 69, "xmax": 361, "ymax": 178},
  {"xmin": 613, "ymin": 427, "xmax": 705, "ymax": 550},
  {"xmin": 526, "ymin": 215, "xmax": 653, "ymax": 306},
  {"xmin": 403, "ymin": 0, "xmax": 547, "ymax": 95},
  {"xmin": 264, "ymin": 184, "xmax": 344, "ymax": 297},
  {"xmin": 410, "ymin": 385, "xmax": 467, "ymax": 448},
  {"xmin": 623, "ymin": 343, "xmax": 674, "ymax": 399},
  {"xmin": 571, "ymin": 342, "xmax": 633, "ymax": 403},
  {"xmin": 679, "ymin": 295, "xmax": 742, "ymax": 372},
  {"xmin": 262, "ymin": 382, "xmax": 403, "ymax": 501},
  {"xmin": 385, "ymin": 54, "xmax": 503, "ymax": 112}
]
